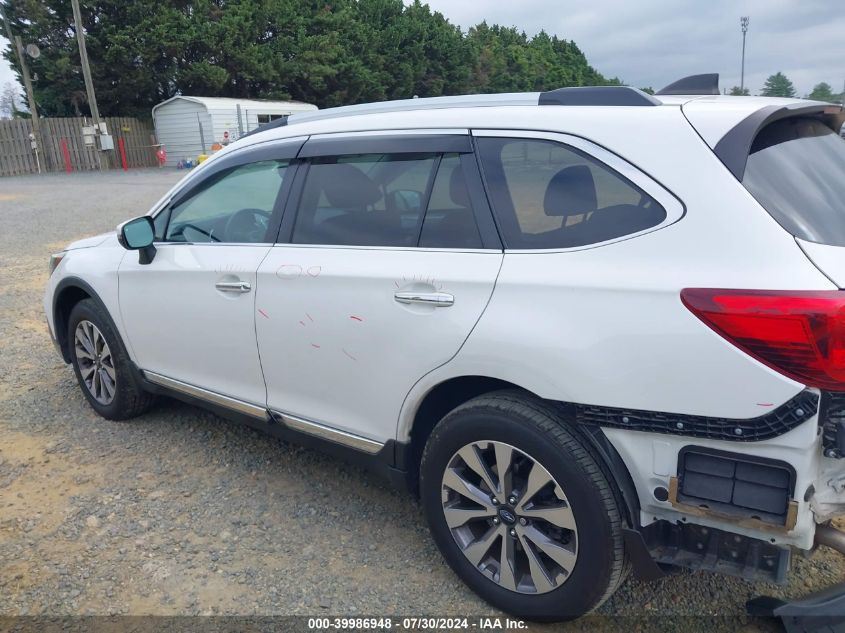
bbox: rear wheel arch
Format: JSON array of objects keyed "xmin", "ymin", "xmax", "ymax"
[{"xmin": 406, "ymin": 377, "xmax": 639, "ymax": 527}]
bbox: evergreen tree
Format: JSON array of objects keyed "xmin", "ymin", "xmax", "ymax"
[
  {"xmin": 761, "ymin": 72, "xmax": 796, "ymax": 98},
  {"xmin": 808, "ymin": 82, "xmax": 836, "ymax": 102},
  {"xmin": 729, "ymin": 86, "xmax": 750, "ymax": 96},
  {"xmin": 1, "ymin": 0, "xmax": 620, "ymax": 118}
]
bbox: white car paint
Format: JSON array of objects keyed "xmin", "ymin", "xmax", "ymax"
[
  {"xmin": 118, "ymin": 243, "xmax": 272, "ymax": 407},
  {"xmin": 255, "ymin": 245, "xmax": 502, "ymax": 442}
]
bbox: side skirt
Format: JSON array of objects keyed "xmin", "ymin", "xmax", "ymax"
[{"xmin": 139, "ymin": 369, "xmax": 411, "ymax": 490}]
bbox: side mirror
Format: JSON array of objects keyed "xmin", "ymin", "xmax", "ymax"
[{"xmin": 117, "ymin": 216, "xmax": 157, "ymax": 265}]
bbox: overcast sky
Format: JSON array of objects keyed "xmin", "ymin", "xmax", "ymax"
[{"xmin": 1, "ymin": 1, "xmax": 843, "ymax": 105}]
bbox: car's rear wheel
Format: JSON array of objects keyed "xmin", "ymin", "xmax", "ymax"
[
  {"xmin": 420, "ymin": 391, "xmax": 627, "ymax": 621},
  {"xmin": 68, "ymin": 298, "xmax": 155, "ymax": 420}
]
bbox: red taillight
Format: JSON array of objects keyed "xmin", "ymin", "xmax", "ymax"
[{"xmin": 681, "ymin": 288, "xmax": 845, "ymax": 391}]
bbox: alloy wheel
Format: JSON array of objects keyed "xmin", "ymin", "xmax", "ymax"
[
  {"xmin": 74, "ymin": 320, "xmax": 116, "ymax": 405},
  {"xmin": 440, "ymin": 440, "xmax": 578, "ymax": 594}
]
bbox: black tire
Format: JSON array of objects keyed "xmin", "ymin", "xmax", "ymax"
[
  {"xmin": 67, "ymin": 298, "xmax": 155, "ymax": 420},
  {"xmin": 420, "ymin": 390, "xmax": 627, "ymax": 621}
]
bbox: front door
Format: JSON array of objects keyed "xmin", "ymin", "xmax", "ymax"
[
  {"xmin": 119, "ymin": 146, "xmax": 299, "ymax": 408},
  {"xmin": 255, "ymin": 138, "xmax": 503, "ymax": 443}
]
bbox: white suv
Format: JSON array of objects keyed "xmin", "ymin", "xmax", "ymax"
[{"xmin": 44, "ymin": 75, "xmax": 845, "ymax": 621}]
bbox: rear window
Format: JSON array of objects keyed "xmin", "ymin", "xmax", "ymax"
[{"xmin": 742, "ymin": 118, "xmax": 845, "ymax": 246}]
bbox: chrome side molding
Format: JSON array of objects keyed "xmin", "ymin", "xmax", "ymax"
[
  {"xmin": 272, "ymin": 410, "xmax": 384, "ymax": 454},
  {"xmin": 144, "ymin": 371, "xmax": 269, "ymax": 420},
  {"xmin": 142, "ymin": 371, "xmax": 384, "ymax": 455}
]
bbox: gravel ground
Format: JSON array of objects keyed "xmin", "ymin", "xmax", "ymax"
[{"xmin": 1, "ymin": 169, "xmax": 844, "ymax": 631}]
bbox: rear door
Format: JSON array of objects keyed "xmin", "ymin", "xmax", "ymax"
[{"xmin": 255, "ymin": 132, "xmax": 503, "ymax": 446}]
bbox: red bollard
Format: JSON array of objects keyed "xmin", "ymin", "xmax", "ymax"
[
  {"xmin": 118, "ymin": 137, "xmax": 128, "ymax": 171},
  {"xmin": 61, "ymin": 139, "xmax": 72, "ymax": 173}
]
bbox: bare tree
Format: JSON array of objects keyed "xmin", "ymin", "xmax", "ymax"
[{"xmin": 0, "ymin": 82, "xmax": 21, "ymax": 119}]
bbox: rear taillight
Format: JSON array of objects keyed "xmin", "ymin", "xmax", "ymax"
[{"xmin": 681, "ymin": 288, "xmax": 845, "ymax": 391}]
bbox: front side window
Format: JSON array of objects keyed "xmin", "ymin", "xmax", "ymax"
[
  {"xmin": 743, "ymin": 117, "xmax": 845, "ymax": 246},
  {"xmin": 476, "ymin": 137, "xmax": 666, "ymax": 249},
  {"xmin": 164, "ymin": 159, "xmax": 289, "ymax": 243},
  {"xmin": 291, "ymin": 153, "xmax": 438, "ymax": 247}
]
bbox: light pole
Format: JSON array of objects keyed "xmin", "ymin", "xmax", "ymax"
[{"xmin": 740, "ymin": 16, "xmax": 749, "ymax": 94}]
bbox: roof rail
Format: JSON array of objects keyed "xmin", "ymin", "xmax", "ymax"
[
  {"xmin": 656, "ymin": 73, "xmax": 720, "ymax": 96},
  {"xmin": 244, "ymin": 86, "xmax": 660, "ymax": 136},
  {"xmin": 539, "ymin": 86, "xmax": 659, "ymax": 106}
]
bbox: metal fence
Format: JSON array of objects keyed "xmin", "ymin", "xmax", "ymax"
[{"xmin": 0, "ymin": 116, "xmax": 158, "ymax": 176}]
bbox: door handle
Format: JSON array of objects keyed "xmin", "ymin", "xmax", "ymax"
[
  {"xmin": 215, "ymin": 280, "xmax": 252, "ymax": 293},
  {"xmin": 394, "ymin": 291, "xmax": 454, "ymax": 307}
]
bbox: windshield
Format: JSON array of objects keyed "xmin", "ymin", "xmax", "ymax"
[{"xmin": 742, "ymin": 117, "xmax": 845, "ymax": 246}]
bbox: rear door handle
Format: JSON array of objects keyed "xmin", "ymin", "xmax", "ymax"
[
  {"xmin": 215, "ymin": 280, "xmax": 252, "ymax": 293},
  {"xmin": 394, "ymin": 291, "xmax": 454, "ymax": 307}
]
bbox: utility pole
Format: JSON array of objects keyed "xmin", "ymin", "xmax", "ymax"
[
  {"xmin": 740, "ymin": 16, "xmax": 749, "ymax": 94},
  {"xmin": 0, "ymin": 5, "xmax": 44, "ymax": 171},
  {"xmin": 71, "ymin": 0, "xmax": 104, "ymax": 169}
]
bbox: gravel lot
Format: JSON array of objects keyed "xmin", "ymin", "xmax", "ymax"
[{"xmin": 1, "ymin": 169, "xmax": 844, "ymax": 630}]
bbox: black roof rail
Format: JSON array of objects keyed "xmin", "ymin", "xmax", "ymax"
[
  {"xmin": 656, "ymin": 73, "xmax": 720, "ymax": 96},
  {"xmin": 539, "ymin": 86, "xmax": 660, "ymax": 107}
]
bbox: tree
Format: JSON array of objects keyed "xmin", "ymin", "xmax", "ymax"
[
  {"xmin": 0, "ymin": 82, "xmax": 21, "ymax": 118},
  {"xmin": 808, "ymin": 82, "xmax": 836, "ymax": 102},
  {"xmin": 761, "ymin": 72, "xmax": 796, "ymax": 98},
  {"xmin": 729, "ymin": 86, "xmax": 750, "ymax": 96},
  {"xmin": 1, "ymin": 0, "xmax": 619, "ymax": 118}
]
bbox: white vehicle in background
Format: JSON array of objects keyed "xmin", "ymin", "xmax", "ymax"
[{"xmin": 45, "ymin": 74, "xmax": 845, "ymax": 622}]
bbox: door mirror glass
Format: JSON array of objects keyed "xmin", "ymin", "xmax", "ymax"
[{"xmin": 119, "ymin": 216, "xmax": 155, "ymax": 249}]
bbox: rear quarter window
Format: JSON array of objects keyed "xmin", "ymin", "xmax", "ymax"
[
  {"xmin": 742, "ymin": 117, "xmax": 845, "ymax": 246},
  {"xmin": 476, "ymin": 137, "xmax": 667, "ymax": 249}
]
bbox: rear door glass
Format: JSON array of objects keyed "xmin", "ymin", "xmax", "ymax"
[{"xmin": 742, "ymin": 118, "xmax": 845, "ymax": 246}]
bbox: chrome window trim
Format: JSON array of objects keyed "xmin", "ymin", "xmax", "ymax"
[
  {"xmin": 272, "ymin": 410, "xmax": 385, "ymax": 454},
  {"xmin": 144, "ymin": 371, "xmax": 268, "ymax": 420},
  {"xmin": 471, "ymin": 128, "xmax": 685, "ymax": 253},
  {"xmin": 266, "ymin": 243, "xmax": 500, "ymax": 254}
]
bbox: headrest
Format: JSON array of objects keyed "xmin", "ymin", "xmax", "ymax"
[
  {"xmin": 321, "ymin": 163, "xmax": 382, "ymax": 208},
  {"xmin": 543, "ymin": 165, "xmax": 598, "ymax": 217},
  {"xmin": 449, "ymin": 164, "xmax": 471, "ymax": 208}
]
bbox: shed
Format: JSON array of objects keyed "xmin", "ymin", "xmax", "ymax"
[{"xmin": 152, "ymin": 96, "xmax": 317, "ymax": 165}]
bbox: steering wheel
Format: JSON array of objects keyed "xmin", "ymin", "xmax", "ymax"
[{"xmin": 224, "ymin": 208, "xmax": 272, "ymax": 243}]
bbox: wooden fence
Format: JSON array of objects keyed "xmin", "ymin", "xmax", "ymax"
[{"xmin": 0, "ymin": 116, "xmax": 158, "ymax": 177}]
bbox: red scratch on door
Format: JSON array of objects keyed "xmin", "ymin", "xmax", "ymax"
[
  {"xmin": 299, "ymin": 320, "xmax": 306, "ymax": 326},
  {"xmin": 757, "ymin": 403, "xmax": 773, "ymax": 407},
  {"xmin": 311, "ymin": 343, "xmax": 321, "ymax": 349},
  {"xmin": 342, "ymin": 348, "xmax": 357, "ymax": 361},
  {"xmin": 258, "ymin": 309, "xmax": 269, "ymax": 319},
  {"xmin": 350, "ymin": 315, "xmax": 363, "ymax": 322},
  {"xmin": 306, "ymin": 313, "xmax": 314, "ymax": 322}
]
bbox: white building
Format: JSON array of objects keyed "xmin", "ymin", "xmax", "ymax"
[{"xmin": 152, "ymin": 96, "xmax": 317, "ymax": 165}]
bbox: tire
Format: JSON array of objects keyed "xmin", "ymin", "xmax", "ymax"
[
  {"xmin": 420, "ymin": 390, "xmax": 627, "ymax": 621},
  {"xmin": 67, "ymin": 298, "xmax": 155, "ymax": 420}
]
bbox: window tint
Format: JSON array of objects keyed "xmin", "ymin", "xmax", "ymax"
[
  {"xmin": 476, "ymin": 137, "xmax": 666, "ymax": 249},
  {"xmin": 291, "ymin": 153, "xmax": 438, "ymax": 247},
  {"xmin": 419, "ymin": 154, "xmax": 483, "ymax": 248},
  {"xmin": 743, "ymin": 118, "xmax": 845, "ymax": 246},
  {"xmin": 165, "ymin": 159, "xmax": 288, "ymax": 243}
]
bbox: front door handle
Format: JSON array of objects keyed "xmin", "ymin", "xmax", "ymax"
[
  {"xmin": 215, "ymin": 280, "xmax": 252, "ymax": 293},
  {"xmin": 394, "ymin": 291, "xmax": 454, "ymax": 307}
]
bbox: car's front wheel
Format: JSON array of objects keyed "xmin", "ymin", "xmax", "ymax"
[
  {"xmin": 420, "ymin": 391, "xmax": 627, "ymax": 621},
  {"xmin": 68, "ymin": 298, "xmax": 155, "ymax": 420}
]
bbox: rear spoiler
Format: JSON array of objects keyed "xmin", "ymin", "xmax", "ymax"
[{"xmin": 714, "ymin": 103, "xmax": 845, "ymax": 181}]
